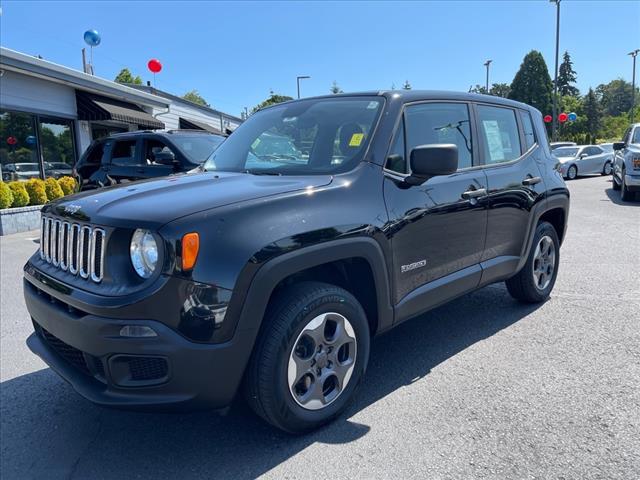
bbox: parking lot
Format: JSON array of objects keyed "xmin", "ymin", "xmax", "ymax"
[{"xmin": 1, "ymin": 174, "xmax": 638, "ymax": 479}]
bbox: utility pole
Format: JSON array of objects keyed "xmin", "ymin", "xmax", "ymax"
[
  {"xmin": 484, "ymin": 60, "xmax": 492, "ymax": 93},
  {"xmin": 296, "ymin": 75, "xmax": 310, "ymax": 99},
  {"xmin": 629, "ymin": 49, "xmax": 640, "ymax": 123},
  {"xmin": 550, "ymin": 0, "xmax": 561, "ymax": 142}
]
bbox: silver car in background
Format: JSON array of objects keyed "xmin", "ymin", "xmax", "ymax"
[{"xmin": 555, "ymin": 145, "xmax": 613, "ymax": 180}]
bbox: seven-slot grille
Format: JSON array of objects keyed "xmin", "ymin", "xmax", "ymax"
[{"xmin": 39, "ymin": 216, "xmax": 105, "ymax": 282}]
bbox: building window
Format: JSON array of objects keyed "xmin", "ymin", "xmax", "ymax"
[{"xmin": 0, "ymin": 109, "xmax": 76, "ymax": 181}]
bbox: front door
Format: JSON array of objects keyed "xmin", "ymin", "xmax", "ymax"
[
  {"xmin": 107, "ymin": 138, "xmax": 146, "ymax": 184},
  {"xmin": 383, "ymin": 102, "xmax": 488, "ymax": 310}
]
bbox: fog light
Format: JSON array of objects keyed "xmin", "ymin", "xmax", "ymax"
[{"xmin": 119, "ymin": 325, "xmax": 157, "ymax": 338}]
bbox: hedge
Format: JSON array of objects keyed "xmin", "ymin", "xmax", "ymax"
[
  {"xmin": 24, "ymin": 179, "xmax": 48, "ymax": 206},
  {"xmin": 0, "ymin": 182, "xmax": 14, "ymax": 209},
  {"xmin": 8, "ymin": 181, "xmax": 30, "ymax": 207},
  {"xmin": 45, "ymin": 177, "xmax": 64, "ymax": 202},
  {"xmin": 1, "ymin": 177, "xmax": 79, "ymax": 208},
  {"xmin": 58, "ymin": 176, "xmax": 77, "ymax": 196}
]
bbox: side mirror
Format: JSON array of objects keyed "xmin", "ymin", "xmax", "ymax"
[
  {"xmin": 613, "ymin": 142, "xmax": 626, "ymax": 151},
  {"xmin": 407, "ymin": 144, "xmax": 458, "ymax": 185},
  {"xmin": 579, "ymin": 153, "xmax": 587, "ymax": 159},
  {"xmin": 153, "ymin": 150, "xmax": 176, "ymax": 165}
]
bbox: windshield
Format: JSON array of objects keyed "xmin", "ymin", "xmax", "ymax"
[
  {"xmin": 632, "ymin": 128, "xmax": 640, "ymax": 144},
  {"xmin": 171, "ymin": 135, "xmax": 225, "ymax": 163},
  {"xmin": 15, "ymin": 163, "xmax": 39, "ymax": 172},
  {"xmin": 203, "ymin": 96, "xmax": 384, "ymax": 175},
  {"xmin": 554, "ymin": 147, "xmax": 579, "ymax": 157}
]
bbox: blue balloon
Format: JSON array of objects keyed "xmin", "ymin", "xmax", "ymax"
[
  {"xmin": 25, "ymin": 135, "xmax": 36, "ymax": 146},
  {"xmin": 83, "ymin": 29, "xmax": 101, "ymax": 47},
  {"xmin": 568, "ymin": 112, "xmax": 577, "ymax": 122}
]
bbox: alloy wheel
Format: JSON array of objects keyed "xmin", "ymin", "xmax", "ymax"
[
  {"xmin": 567, "ymin": 165, "xmax": 577, "ymax": 180},
  {"xmin": 603, "ymin": 162, "xmax": 612, "ymax": 175},
  {"xmin": 287, "ymin": 312, "xmax": 357, "ymax": 410},
  {"xmin": 532, "ymin": 235, "xmax": 556, "ymax": 291}
]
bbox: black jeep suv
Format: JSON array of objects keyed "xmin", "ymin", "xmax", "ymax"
[
  {"xmin": 24, "ymin": 91, "xmax": 569, "ymax": 433},
  {"xmin": 75, "ymin": 130, "xmax": 225, "ymax": 190}
]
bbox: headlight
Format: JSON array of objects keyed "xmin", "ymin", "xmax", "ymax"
[{"xmin": 130, "ymin": 229, "xmax": 158, "ymax": 278}]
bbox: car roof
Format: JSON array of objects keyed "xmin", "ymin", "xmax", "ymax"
[{"xmin": 259, "ymin": 90, "xmax": 538, "ymax": 113}]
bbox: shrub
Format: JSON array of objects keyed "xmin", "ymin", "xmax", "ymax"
[
  {"xmin": 57, "ymin": 176, "xmax": 77, "ymax": 196},
  {"xmin": 44, "ymin": 177, "xmax": 64, "ymax": 202},
  {"xmin": 0, "ymin": 182, "xmax": 14, "ymax": 209},
  {"xmin": 24, "ymin": 179, "xmax": 48, "ymax": 205},
  {"xmin": 8, "ymin": 182, "xmax": 29, "ymax": 207}
]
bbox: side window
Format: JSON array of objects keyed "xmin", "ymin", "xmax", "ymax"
[
  {"xmin": 385, "ymin": 118, "xmax": 407, "ymax": 173},
  {"xmin": 404, "ymin": 103, "xmax": 473, "ymax": 169},
  {"xmin": 144, "ymin": 139, "xmax": 178, "ymax": 166},
  {"xmin": 84, "ymin": 143, "xmax": 104, "ymax": 165},
  {"xmin": 520, "ymin": 111, "xmax": 537, "ymax": 150},
  {"xmin": 632, "ymin": 127, "xmax": 640, "ymax": 144},
  {"xmin": 477, "ymin": 105, "xmax": 522, "ymax": 164},
  {"xmin": 110, "ymin": 140, "xmax": 139, "ymax": 166}
]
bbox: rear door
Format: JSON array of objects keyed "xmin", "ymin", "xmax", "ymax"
[
  {"xmin": 476, "ymin": 104, "xmax": 545, "ymax": 275},
  {"xmin": 584, "ymin": 146, "xmax": 605, "ymax": 174}
]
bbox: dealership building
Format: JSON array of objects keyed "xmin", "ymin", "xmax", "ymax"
[{"xmin": 0, "ymin": 47, "xmax": 242, "ymax": 180}]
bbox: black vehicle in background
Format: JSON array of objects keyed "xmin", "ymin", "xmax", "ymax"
[
  {"xmin": 24, "ymin": 91, "xmax": 569, "ymax": 433},
  {"xmin": 74, "ymin": 130, "xmax": 225, "ymax": 190}
]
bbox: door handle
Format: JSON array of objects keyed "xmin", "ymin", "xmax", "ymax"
[
  {"xmin": 522, "ymin": 176, "xmax": 542, "ymax": 186},
  {"xmin": 461, "ymin": 188, "xmax": 487, "ymax": 200}
]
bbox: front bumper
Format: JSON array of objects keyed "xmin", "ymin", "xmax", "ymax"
[
  {"xmin": 624, "ymin": 174, "xmax": 640, "ymax": 191},
  {"xmin": 24, "ymin": 273, "xmax": 257, "ymax": 410}
]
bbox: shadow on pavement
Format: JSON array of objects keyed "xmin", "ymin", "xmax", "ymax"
[
  {"xmin": 0, "ymin": 285, "xmax": 541, "ymax": 479},
  {"xmin": 604, "ymin": 184, "xmax": 640, "ymax": 206}
]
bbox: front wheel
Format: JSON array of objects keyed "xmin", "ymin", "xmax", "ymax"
[
  {"xmin": 506, "ymin": 222, "xmax": 560, "ymax": 303},
  {"xmin": 602, "ymin": 162, "xmax": 612, "ymax": 175},
  {"xmin": 244, "ymin": 281, "xmax": 370, "ymax": 433},
  {"xmin": 621, "ymin": 170, "xmax": 633, "ymax": 201},
  {"xmin": 612, "ymin": 173, "xmax": 621, "ymax": 191},
  {"xmin": 566, "ymin": 165, "xmax": 578, "ymax": 180}
]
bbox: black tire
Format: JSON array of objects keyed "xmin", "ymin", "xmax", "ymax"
[
  {"xmin": 612, "ymin": 174, "xmax": 621, "ymax": 191},
  {"xmin": 620, "ymin": 169, "xmax": 633, "ymax": 201},
  {"xmin": 602, "ymin": 161, "xmax": 612, "ymax": 175},
  {"xmin": 506, "ymin": 221, "xmax": 560, "ymax": 303},
  {"xmin": 566, "ymin": 165, "xmax": 578, "ymax": 180},
  {"xmin": 244, "ymin": 281, "xmax": 370, "ymax": 433}
]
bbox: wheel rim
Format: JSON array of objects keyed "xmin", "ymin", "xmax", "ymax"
[
  {"xmin": 532, "ymin": 235, "xmax": 556, "ymax": 291},
  {"xmin": 287, "ymin": 312, "xmax": 357, "ymax": 411},
  {"xmin": 568, "ymin": 166, "xmax": 577, "ymax": 179},
  {"xmin": 604, "ymin": 163, "xmax": 612, "ymax": 175}
]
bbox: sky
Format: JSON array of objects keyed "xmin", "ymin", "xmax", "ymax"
[{"xmin": 1, "ymin": 1, "xmax": 639, "ymax": 117}]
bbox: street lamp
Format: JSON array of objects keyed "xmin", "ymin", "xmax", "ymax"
[
  {"xmin": 483, "ymin": 60, "xmax": 492, "ymax": 93},
  {"xmin": 550, "ymin": 0, "xmax": 561, "ymax": 142},
  {"xmin": 296, "ymin": 75, "xmax": 311, "ymax": 99},
  {"xmin": 629, "ymin": 49, "xmax": 640, "ymax": 123}
]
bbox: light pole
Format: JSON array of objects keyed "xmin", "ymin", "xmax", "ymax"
[
  {"xmin": 629, "ymin": 49, "xmax": 640, "ymax": 123},
  {"xmin": 483, "ymin": 60, "xmax": 492, "ymax": 93},
  {"xmin": 296, "ymin": 75, "xmax": 310, "ymax": 99},
  {"xmin": 550, "ymin": 0, "xmax": 561, "ymax": 142}
]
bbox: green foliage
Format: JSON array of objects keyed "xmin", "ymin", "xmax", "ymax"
[
  {"xmin": 114, "ymin": 68, "xmax": 142, "ymax": 85},
  {"xmin": 600, "ymin": 115, "xmax": 630, "ymax": 142},
  {"xmin": 57, "ymin": 176, "xmax": 77, "ymax": 196},
  {"xmin": 0, "ymin": 182, "xmax": 14, "ymax": 209},
  {"xmin": 182, "ymin": 90, "xmax": 210, "ymax": 107},
  {"xmin": 469, "ymin": 83, "xmax": 511, "ymax": 98},
  {"xmin": 7, "ymin": 181, "xmax": 29, "ymax": 207},
  {"xmin": 596, "ymin": 79, "xmax": 637, "ymax": 116},
  {"xmin": 583, "ymin": 88, "xmax": 603, "ymax": 144},
  {"xmin": 330, "ymin": 81, "xmax": 344, "ymax": 94},
  {"xmin": 44, "ymin": 177, "xmax": 64, "ymax": 202},
  {"xmin": 252, "ymin": 93, "xmax": 294, "ymax": 113},
  {"xmin": 402, "ymin": 80, "xmax": 412, "ymax": 90},
  {"xmin": 24, "ymin": 179, "xmax": 47, "ymax": 205},
  {"xmin": 508, "ymin": 50, "xmax": 553, "ymax": 116},
  {"xmin": 557, "ymin": 51, "xmax": 579, "ymax": 97}
]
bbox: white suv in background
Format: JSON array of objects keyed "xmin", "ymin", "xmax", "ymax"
[{"xmin": 612, "ymin": 123, "xmax": 640, "ymax": 201}]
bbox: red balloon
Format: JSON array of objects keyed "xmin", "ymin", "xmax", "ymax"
[
  {"xmin": 147, "ymin": 59, "xmax": 162, "ymax": 73},
  {"xmin": 6, "ymin": 136, "xmax": 17, "ymax": 145},
  {"xmin": 558, "ymin": 112, "xmax": 568, "ymax": 123},
  {"xmin": 543, "ymin": 115, "xmax": 552, "ymax": 123}
]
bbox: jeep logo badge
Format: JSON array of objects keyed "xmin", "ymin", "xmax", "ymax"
[{"xmin": 64, "ymin": 204, "xmax": 82, "ymax": 215}]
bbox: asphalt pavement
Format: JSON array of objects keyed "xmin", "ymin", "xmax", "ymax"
[{"xmin": 1, "ymin": 174, "xmax": 639, "ymax": 479}]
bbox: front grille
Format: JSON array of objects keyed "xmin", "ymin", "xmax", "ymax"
[
  {"xmin": 40, "ymin": 326, "xmax": 91, "ymax": 375},
  {"xmin": 40, "ymin": 216, "xmax": 105, "ymax": 282},
  {"xmin": 128, "ymin": 357, "xmax": 169, "ymax": 381}
]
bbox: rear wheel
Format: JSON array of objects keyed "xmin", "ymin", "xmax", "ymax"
[
  {"xmin": 506, "ymin": 222, "xmax": 560, "ymax": 303},
  {"xmin": 602, "ymin": 162, "xmax": 612, "ymax": 175},
  {"xmin": 566, "ymin": 165, "xmax": 578, "ymax": 180},
  {"xmin": 244, "ymin": 281, "xmax": 370, "ymax": 433}
]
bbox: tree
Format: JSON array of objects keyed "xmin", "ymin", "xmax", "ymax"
[
  {"xmin": 469, "ymin": 83, "xmax": 510, "ymax": 97},
  {"xmin": 508, "ymin": 50, "xmax": 553, "ymax": 116},
  {"xmin": 182, "ymin": 90, "xmax": 210, "ymax": 107},
  {"xmin": 469, "ymin": 84, "xmax": 488, "ymax": 94},
  {"xmin": 583, "ymin": 88, "xmax": 603, "ymax": 144},
  {"xmin": 330, "ymin": 81, "xmax": 343, "ymax": 94},
  {"xmin": 114, "ymin": 68, "xmax": 142, "ymax": 85},
  {"xmin": 402, "ymin": 80, "xmax": 412, "ymax": 90},
  {"xmin": 252, "ymin": 93, "xmax": 294, "ymax": 113},
  {"xmin": 595, "ymin": 79, "xmax": 637, "ymax": 116},
  {"xmin": 557, "ymin": 51, "xmax": 579, "ymax": 97}
]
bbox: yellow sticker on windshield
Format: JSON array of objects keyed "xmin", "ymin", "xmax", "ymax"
[{"xmin": 349, "ymin": 133, "xmax": 364, "ymax": 147}]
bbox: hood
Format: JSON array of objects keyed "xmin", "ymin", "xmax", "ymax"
[{"xmin": 43, "ymin": 172, "xmax": 333, "ymax": 229}]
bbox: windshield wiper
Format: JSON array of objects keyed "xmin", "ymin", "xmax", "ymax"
[{"xmin": 243, "ymin": 169, "xmax": 282, "ymax": 176}]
